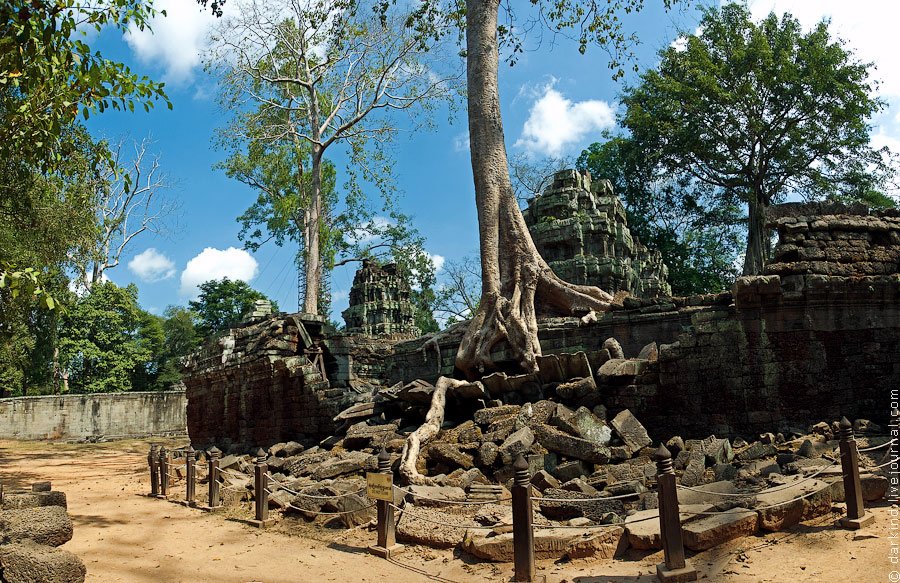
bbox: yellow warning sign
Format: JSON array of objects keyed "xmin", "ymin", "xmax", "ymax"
[{"xmin": 366, "ymin": 472, "xmax": 393, "ymax": 502}]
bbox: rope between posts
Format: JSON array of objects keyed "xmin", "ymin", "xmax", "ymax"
[
  {"xmin": 388, "ymin": 503, "xmax": 507, "ymax": 530},
  {"xmin": 676, "ymin": 460, "xmax": 838, "ymax": 497},
  {"xmin": 287, "ymin": 501, "xmax": 376, "ymax": 516},
  {"xmin": 532, "ymin": 513, "xmax": 659, "ymax": 530},
  {"xmin": 534, "ymin": 490, "xmax": 646, "ymax": 503},
  {"xmin": 393, "ymin": 485, "xmax": 511, "ymax": 505},
  {"xmin": 678, "ymin": 483, "xmax": 831, "ymax": 515},
  {"xmin": 863, "ymin": 457, "xmax": 899, "ymax": 470},
  {"xmin": 265, "ymin": 473, "xmax": 367, "ymax": 500},
  {"xmin": 858, "ymin": 439, "xmax": 896, "ymax": 452}
]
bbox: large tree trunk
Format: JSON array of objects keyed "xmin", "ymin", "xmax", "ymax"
[
  {"xmin": 302, "ymin": 150, "xmax": 323, "ymax": 314},
  {"xmin": 457, "ymin": 0, "xmax": 615, "ymax": 379},
  {"xmin": 742, "ymin": 192, "xmax": 769, "ymax": 276}
]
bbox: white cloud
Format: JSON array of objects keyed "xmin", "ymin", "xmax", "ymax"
[
  {"xmin": 746, "ymin": 1, "xmax": 900, "ymax": 98},
  {"xmin": 514, "ymin": 80, "xmax": 615, "ymax": 157},
  {"xmin": 124, "ymin": 0, "xmax": 223, "ymax": 83},
  {"xmin": 128, "ymin": 248, "xmax": 176, "ymax": 282},
  {"xmin": 670, "ymin": 26, "xmax": 703, "ymax": 52},
  {"xmin": 453, "ymin": 131, "xmax": 470, "ymax": 153},
  {"xmin": 429, "ymin": 253, "xmax": 446, "ymax": 272},
  {"xmin": 349, "ymin": 216, "xmax": 394, "ymax": 246},
  {"xmin": 180, "ymin": 247, "xmax": 259, "ymax": 298}
]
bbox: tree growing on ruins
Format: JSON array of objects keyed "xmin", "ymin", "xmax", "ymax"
[
  {"xmin": 206, "ymin": 0, "xmax": 457, "ymax": 316},
  {"xmin": 578, "ymin": 134, "xmax": 743, "ymax": 295},
  {"xmin": 619, "ymin": 4, "xmax": 895, "ymax": 276},
  {"xmin": 189, "ymin": 278, "xmax": 278, "ymax": 338}
]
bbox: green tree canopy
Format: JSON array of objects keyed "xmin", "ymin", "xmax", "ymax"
[
  {"xmin": 620, "ymin": 4, "xmax": 895, "ymax": 275},
  {"xmin": 189, "ymin": 278, "xmax": 278, "ymax": 338},
  {"xmin": 58, "ymin": 282, "xmax": 152, "ymax": 393},
  {"xmin": 0, "ymin": 0, "xmax": 170, "ymax": 168}
]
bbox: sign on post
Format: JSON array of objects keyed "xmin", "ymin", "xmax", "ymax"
[{"xmin": 367, "ymin": 472, "xmax": 393, "ymax": 502}]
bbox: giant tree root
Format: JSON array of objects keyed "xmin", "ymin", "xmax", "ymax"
[
  {"xmin": 456, "ymin": 264, "xmax": 616, "ymax": 379},
  {"xmin": 399, "ymin": 376, "xmax": 471, "ymax": 485}
]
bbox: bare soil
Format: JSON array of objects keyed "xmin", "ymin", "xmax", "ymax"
[{"xmin": 0, "ymin": 438, "xmax": 893, "ymax": 583}]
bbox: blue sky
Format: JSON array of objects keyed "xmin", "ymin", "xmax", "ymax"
[{"xmin": 84, "ymin": 0, "xmax": 900, "ymax": 321}]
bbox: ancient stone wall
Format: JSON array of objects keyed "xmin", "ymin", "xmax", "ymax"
[
  {"xmin": 0, "ymin": 391, "xmax": 186, "ymax": 440},
  {"xmin": 182, "ymin": 315, "xmax": 355, "ymax": 448},
  {"xmin": 522, "ymin": 169, "xmax": 671, "ymax": 298},
  {"xmin": 342, "ymin": 260, "xmax": 420, "ymax": 338},
  {"xmin": 387, "ymin": 206, "xmax": 900, "ymax": 439}
]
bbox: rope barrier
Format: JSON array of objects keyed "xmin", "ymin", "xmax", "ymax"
[
  {"xmin": 287, "ymin": 501, "xmax": 376, "ymax": 516},
  {"xmin": 863, "ymin": 456, "xmax": 899, "ymax": 471},
  {"xmin": 388, "ymin": 503, "xmax": 507, "ymax": 530},
  {"xmin": 676, "ymin": 460, "xmax": 838, "ymax": 497},
  {"xmin": 265, "ymin": 473, "xmax": 368, "ymax": 500},
  {"xmin": 534, "ymin": 490, "xmax": 646, "ymax": 503},
  {"xmin": 393, "ymin": 485, "xmax": 511, "ymax": 505},
  {"xmin": 678, "ymin": 483, "xmax": 831, "ymax": 515},
  {"xmin": 858, "ymin": 438, "xmax": 896, "ymax": 452}
]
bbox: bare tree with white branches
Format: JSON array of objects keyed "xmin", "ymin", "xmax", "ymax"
[
  {"xmin": 207, "ymin": 0, "xmax": 458, "ymax": 315},
  {"xmin": 75, "ymin": 136, "xmax": 176, "ymax": 290}
]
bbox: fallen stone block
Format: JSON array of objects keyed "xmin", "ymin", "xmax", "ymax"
[
  {"xmin": 498, "ymin": 427, "xmax": 535, "ymax": 465},
  {"xmin": 343, "ymin": 422, "xmax": 399, "ymax": 450},
  {"xmin": 682, "ymin": 508, "xmax": 758, "ymax": 551},
  {"xmin": 427, "ymin": 443, "xmax": 475, "ymax": 470},
  {"xmin": 624, "ymin": 504, "xmax": 713, "ymax": 550},
  {"xmin": 397, "ymin": 507, "xmax": 474, "ymax": 548},
  {"xmin": 404, "ymin": 485, "xmax": 467, "ymax": 507},
  {"xmin": 0, "ymin": 541, "xmax": 86, "ymax": 583},
  {"xmin": 565, "ymin": 526, "xmax": 628, "ymax": 559},
  {"xmin": 826, "ymin": 473, "xmax": 887, "ymax": 502},
  {"xmin": 550, "ymin": 460, "xmax": 592, "ymax": 483},
  {"xmin": 754, "ymin": 478, "xmax": 832, "ymax": 531},
  {"xmin": 0, "ymin": 491, "xmax": 67, "ymax": 511},
  {"xmin": 474, "ymin": 405, "xmax": 521, "ymax": 426},
  {"xmin": 736, "ymin": 441, "xmax": 777, "ymax": 461},
  {"xmin": 610, "ymin": 409, "xmax": 651, "ymax": 453},
  {"xmin": 556, "ymin": 376, "xmax": 596, "ymax": 401},
  {"xmin": 464, "ymin": 526, "xmax": 626, "ymax": 562},
  {"xmin": 533, "ymin": 424, "xmax": 611, "ymax": 464},
  {"xmin": 537, "ymin": 488, "xmax": 625, "ymax": 522},
  {"xmin": 567, "ymin": 407, "xmax": 612, "ymax": 446},
  {"xmin": 0, "ymin": 506, "xmax": 73, "ymax": 547},
  {"xmin": 676, "ymin": 481, "xmax": 737, "ymax": 505},
  {"xmin": 532, "ymin": 470, "xmax": 561, "ymax": 492}
]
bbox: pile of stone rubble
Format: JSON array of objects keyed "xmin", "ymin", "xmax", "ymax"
[
  {"xmin": 0, "ymin": 482, "xmax": 85, "ymax": 583},
  {"xmin": 194, "ymin": 345, "xmax": 889, "ymax": 559}
]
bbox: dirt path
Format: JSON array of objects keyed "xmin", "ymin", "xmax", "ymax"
[{"xmin": 0, "ymin": 439, "xmax": 893, "ymax": 583}]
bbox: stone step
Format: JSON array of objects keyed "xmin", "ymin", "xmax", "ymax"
[{"xmin": 682, "ymin": 508, "xmax": 758, "ymax": 551}]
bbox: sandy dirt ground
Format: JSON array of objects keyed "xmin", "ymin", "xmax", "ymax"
[{"xmin": 0, "ymin": 438, "xmax": 894, "ymax": 583}]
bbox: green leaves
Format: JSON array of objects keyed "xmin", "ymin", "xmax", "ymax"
[
  {"xmin": 0, "ymin": 0, "xmax": 171, "ymax": 168},
  {"xmin": 189, "ymin": 278, "xmax": 277, "ymax": 338},
  {"xmin": 619, "ymin": 4, "xmax": 895, "ymax": 274}
]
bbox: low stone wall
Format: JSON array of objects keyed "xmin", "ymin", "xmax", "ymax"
[{"xmin": 0, "ymin": 391, "xmax": 186, "ymax": 440}]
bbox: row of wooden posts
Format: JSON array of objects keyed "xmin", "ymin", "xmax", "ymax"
[{"xmin": 148, "ymin": 417, "xmax": 876, "ymax": 583}]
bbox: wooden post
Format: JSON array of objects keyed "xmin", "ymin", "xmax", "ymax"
[
  {"xmin": 207, "ymin": 446, "xmax": 222, "ymax": 510},
  {"xmin": 158, "ymin": 446, "xmax": 169, "ymax": 499},
  {"xmin": 512, "ymin": 454, "xmax": 543, "ymax": 583},
  {"xmin": 185, "ymin": 446, "xmax": 196, "ymax": 506},
  {"xmin": 653, "ymin": 444, "xmax": 697, "ymax": 583},
  {"xmin": 839, "ymin": 417, "xmax": 874, "ymax": 529},
  {"xmin": 148, "ymin": 444, "xmax": 159, "ymax": 497},
  {"xmin": 369, "ymin": 448, "xmax": 402, "ymax": 558},
  {"xmin": 250, "ymin": 448, "xmax": 275, "ymax": 527}
]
